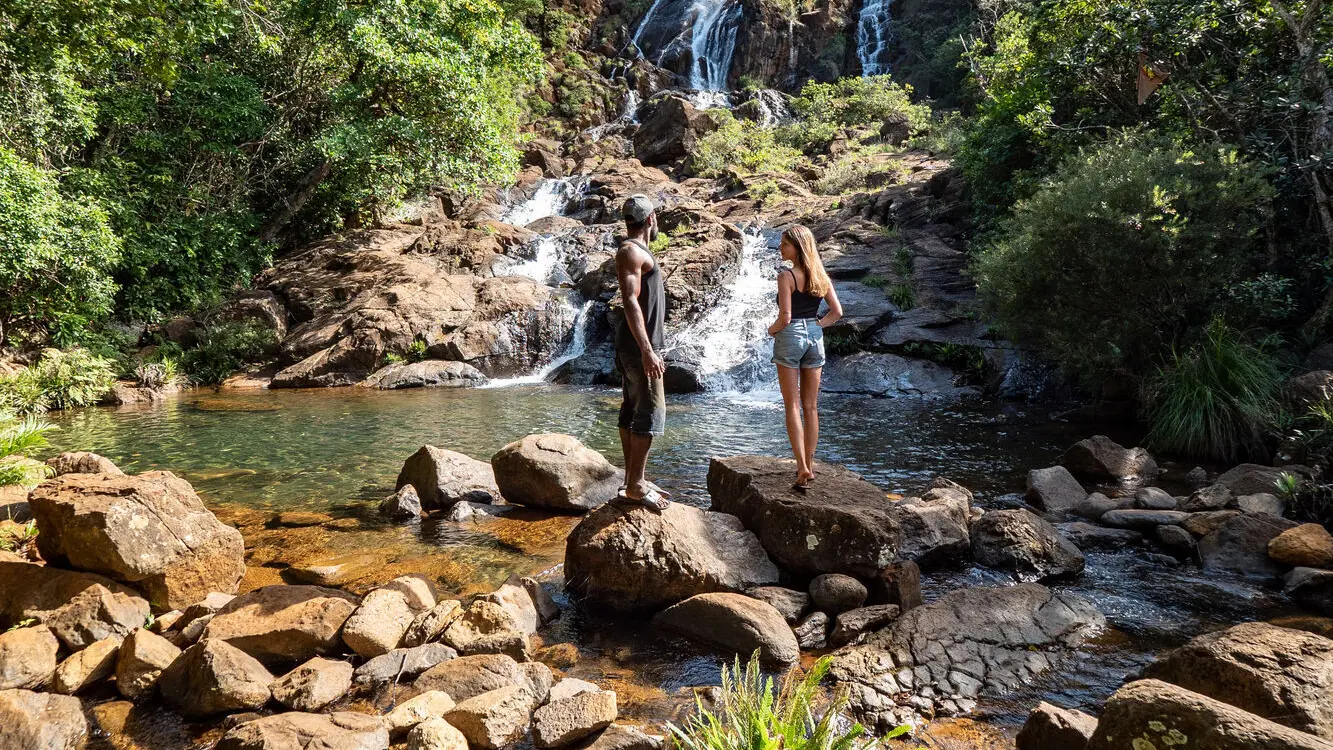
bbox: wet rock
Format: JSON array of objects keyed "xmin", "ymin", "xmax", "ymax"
[
  {"xmin": 215, "ymin": 711, "xmax": 389, "ymax": 750},
  {"xmin": 45, "ymin": 451, "xmax": 124, "ymax": 477},
  {"xmin": 361, "ymin": 360, "xmax": 486, "ymax": 390},
  {"xmin": 408, "ymin": 717, "xmax": 468, "ymax": 750},
  {"xmin": 1237, "ymin": 492, "xmax": 1286, "ymax": 517},
  {"xmin": 159, "ymin": 639, "xmax": 275, "ymax": 717},
  {"xmin": 1144, "ymin": 621, "xmax": 1333, "ymax": 738},
  {"xmin": 0, "ymin": 561, "xmax": 150, "ymax": 650},
  {"xmin": 874, "ymin": 561, "xmax": 924, "ymax": 612},
  {"xmin": 481, "ymin": 576, "xmax": 540, "ymax": 635},
  {"xmin": 1099, "ymin": 509, "xmax": 1189, "ymax": 530},
  {"xmin": 491, "ymin": 434, "xmax": 621, "ymax": 512},
  {"xmin": 268, "ymin": 511, "xmax": 330, "ymax": 528},
  {"xmin": 1183, "ymin": 510, "xmax": 1243, "ymax": 537},
  {"xmin": 1016, "ymin": 702, "xmax": 1097, "ymax": 750},
  {"xmin": 1289, "ymin": 370, "xmax": 1333, "ymax": 408},
  {"xmin": 115, "ymin": 627, "xmax": 181, "ymax": 700},
  {"xmin": 654, "ymin": 593, "xmax": 799, "ymax": 666},
  {"xmin": 343, "ymin": 588, "xmax": 418, "ymax": 658},
  {"xmin": 1216, "ymin": 464, "xmax": 1291, "ymax": 497},
  {"xmin": 0, "ymin": 624, "xmax": 59, "ymax": 690},
  {"xmin": 353, "ymin": 643, "xmax": 458, "ymax": 686},
  {"xmin": 1286, "ymin": 568, "xmax": 1333, "ymax": 616},
  {"xmin": 53, "ymin": 634, "xmax": 120, "ymax": 694},
  {"xmin": 443, "ymin": 685, "xmax": 538, "ymax": 750},
  {"xmin": 970, "ymin": 509, "xmax": 1085, "ymax": 581},
  {"xmin": 1085, "ymin": 679, "xmax": 1331, "ymax": 750},
  {"xmin": 564, "ymin": 501, "xmax": 778, "ymax": 612},
  {"xmin": 397, "ymin": 446, "xmax": 501, "ymax": 510},
  {"xmin": 574, "ymin": 725, "xmax": 665, "ymax": 750},
  {"xmin": 809, "ymin": 574, "xmax": 868, "ymax": 614},
  {"xmin": 1025, "ymin": 466, "xmax": 1086, "ymax": 516},
  {"xmin": 1199, "ymin": 513, "xmax": 1299, "ymax": 577},
  {"xmin": 1073, "ymin": 492, "xmax": 1124, "ymax": 521},
  {"xmin": 1270, "ymin": 524, "xmax": 1333, "ymax": 568},
  {"xmin": 414, "ymin": 654, "xmax": 525, "ymax": 703},
  {"xmin": 380, "ymin": 485, "xmax": 423, "ymax": 520},
  {"xmin": 1181, "ymin": 483, "xmax": 1234, "ymax": 512},
  {"xmin": 832, "ymin": 584, "xmax": 1105, "ymax": 732},
  {"xmin": 387, "ymin": 690, "xmax": 457, "ymax": 737},
  {"xmin": 1187, "ymin": 466, "xmax": 1210, "ymax": 488},
  {"xmin": 633, "ymin": 95, "xmax": 718, "ymax": 165},
  {"xmin": 1134, "ymin": 487, "xmax": 1178, "ymax": 510},
  {"xmin": 533, "ymin": 689, "xmax": 618, "ymax": 748},
  {"xmin": 203, "ymin": 585, "xmax": 359, "ymax": 663},
  {"xmin": 1060, "ymin": 435, "xmax": 1158, "ymax": 481},
  {"xmin": 1056, "ymin": 522, "xmax": 1143, "ymax": 551},
  {"xmin": 405, "ymin": 600, "xmax": 465, "ymax": 648},
  {"xmin": 521, "ymin": 661, "xmax": 553, "ymax": 704},
  {"xmin": 820, "ymin": 352, "xmax": 972, "ymax": 398},
  {"xmin": 29, "ymin": 471, "xmax": 245, "ymax": 609},
  {"xmin": 441, "ymin": 600, "xmax": 529, "ymax": 661},
  {"xmin": 745, "ymin": 586, "xmax": 810, "ymax": 624},
  {"xmin": 271, "ymin": 657, "xmax": 353, "ymax": 711},
  {"xmin": 0, "ymin": 689, "xmax": 88, "ymax": 750},
  {"xmin": 706, "ymin": 456, "xmax": 899, "ymax": 578},
  {"xmin": 522, "ymin": 577, "xmax": 560, "ymax": 625},
  {"xmin": 830, "ymin": 605, "xmax": 901, "ymax": 647},
  {"xmin": 794, "ymin": 611, "xmax": 830, "ymax": 649},
  {"xmin": 285, "ymin": 553, "xmax": 384, "ymax": 587},
  {"xmin": 1155, "ymin": 524, "xmax": 1197, "ymax": 556}
]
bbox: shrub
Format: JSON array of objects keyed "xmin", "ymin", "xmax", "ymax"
[
  {"xmin": 0, "ymin": 349, "xmax": 118, "ymax": 414},
  {"xmin": 1278, "ymin": 472, "xmax": 1333, "ymax": 528},
  {"xmin": 973, "ymin": 135, "xmax": 1274, "ymax": 391},
  {"xmin": 782, "ymin": 76, "xmax": 932, "ymax": 150},
  {"xmin": 691, "ymin": 111, "xmax": 804, "ymax": 178},
  {"xmin": 0, "ymin": 412, "xmax": 56, "ymax": 488},
  {"xmin": 0, "ymin": 147, "xmax": 120, "ymax": 346},
  {"xmin": 816, "ymin": 154, "xmax": 907, "ymax": 195},
  {"xmin": 668, "ymin": 653, "xmax": 901, "ymax": 750},
  {"xmin": 1143, "ymin": 320, "xmax": 1285, "ymax": 462},
  {"xmin": 825, "ymin": 331, "xmax": 866, "ymax": 356},
  {"xmin": 180, "ymin": 321, "xmax": 279, "ymax": 385}
]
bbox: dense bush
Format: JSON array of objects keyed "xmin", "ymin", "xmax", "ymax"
[
  {"xmin": 781, "ymin": 76, "xmax": 932, "ymax": 150},
  {"xmin": 0, "ymin": 147, "xmax": 120, "ymax": 346},
  {"xmin": 0, "ymin": 412, "xmax": 55, "ymax": 487},
  {"xmin": 974, "ymin": 135, "xmax": 1273, "ymax": 391},
  {"xmin": 177, "ymin": 321, "xmax": 280, "ymax": 385},
  {"xmin": 0, "ymin": 349, "xmax": 118, "ymax": 414},
  {"xmin": 691, "ymin": 111, "xmax": 804, "ymax": 178}
]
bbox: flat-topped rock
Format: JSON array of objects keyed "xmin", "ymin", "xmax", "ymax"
[
  {"xmin": 491, "ymin": 434, "xmax": 621, "ymax": 512},
  {"xmin": 831, "ymin": 584, "xmax": 1105, "ymax": 732},
  {"xmin": 397, "ymin": 446, "xmax": 501, "ymax": 510},
  {"xmin": 1099, "ymin": 509, "xmax": 1189, "ymax": 530},
  {"xmin": 564, "ymin": 502, "xmax": 778, "ymax": 612},
  {"xmin": 362, "ymin": 359, "xmax": 486, "ymax": 390},
  {"xmin": 45, "ymin": 451, "xmax": 124, "ymax": 477},
  {"xmin": 1025, "ymin": 466, "xmax": 1086, "ymax": 515},
  {"xmin": 1060, "ymin": 435, "xmax": 1158, "ymax": 481},
  {"xmin": 29, "ymin": 471, "xmax": 245, "ymax": 610},
  {"xmin": 202, "ymin": 585, "xmax": 359, "ymax": 663},
  {"xmin": 216, "ymin": 711, "xmax": 389, "ymax": 750}
]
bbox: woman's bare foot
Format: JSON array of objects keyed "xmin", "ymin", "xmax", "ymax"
[{"xmin": 793, "ymin": 468, "xmax": 814, "ymax": 491}]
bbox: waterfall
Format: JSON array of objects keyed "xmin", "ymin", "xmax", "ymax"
[
  {"xmin": 857, "ymin": 0, "xmax": 893, "ymax": 76},
  {"xmin": 668, "ymin": 229, "xmax": 780, "ymax": 392},
  {"xmin": 501, "ymin": 177, "xmax": 585, "ymax": 227},
  {"xmin": 480, "ymin": 300, "xmax": 596, "ymax": 388},
  {"xmin": 690, "ymin": 0, "xmax": 743, "ymax": 91}
]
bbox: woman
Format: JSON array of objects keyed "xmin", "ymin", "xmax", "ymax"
[{"xmin": 768, "ymin": 225, "xmax": 842, "ymax": 491}]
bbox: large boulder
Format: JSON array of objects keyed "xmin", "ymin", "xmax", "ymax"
[
  {"xmin": 215, "ymin": 712, "xmax": 389, "ymax": 750},
  {"xmin": 632, "ymin": 95, "xmax": 718, "ymax": 165},
  {"xmin": 396, "ymin": 446, "xmax": 501, "ymax": 510},
  {"xmin": 1016, "ymin": 702, "xmax": 1098, "ymax": 750},
  {"xmin": 115, "ymin": 627, "xmax": 181, "ymax": 700},
  {"xmin": 970, "ymin": 509, "xmax": 1085, "ymax": 581},
  {"xmin": 491, "ymin": 434, "xmax": 621, "ymax": 512},
  {"xmin": 270, "ymin": 657, "xmax": 354, "ymax": 712},
  {"xmin": 414, "ymin": 654, "xmax": 526, "ymax": 703},
  {"xmin": 654, "ymin": 593, "xmax": 799, "ymax": 666},
  {"xmin": 361, "ymin": 359, "xmax": 486, "ymax": 390},
  {"xmin": 1215, "ymin": 463, "xmax": 1291, "ymax": 497},
  {"xmin": 29, "ymin": 472, "xmax": 245, "ymax": 609},
  {"xmin": 1085, "ymin": 679, "xmax": 1333, "ymax": 750},
  {"xmin": 0, "ymin": 624, "xmax": 59, "ymax": 690},
  {"xmin": 202, "ymin": 585, "xmax": 360, "ymax": 663},
  {"xmin": 0, "ymin": 689, "xmax": 88, "ymax": 750},
  {"xmin": 159, "ymin": 639, "xmax": 275, "ymax": 717},
  {"xmin": 1199, "ymin": 513, "xmax": 1299, "ymax": 578},
  {"xmin": 1025, "ymin": 466, "xmax": 1086, "ymax": 515},
  {"xmin": 443, "ymin": 685, "xmax": 538, "ymax": 750},
  {"xmin": 707, "ymin": 456, "xmax": 900, "ymax": 578},
  {"xmin": 1060, "ymin": 435, "xmax": 1158, "ymax": 481},
  {"xmin": 0, "ymin": 561, "xmax": 149, "ymax": 650},
  {"xmin": 831, "ymin": 584, "xmax": 1105, "ymax": 732},
  {"xmin": 809, "ymin": 574, "xmax": 868, "ymax": 615},
  {"xmin": 440, "ymin": 600, "xmax": 529, "ymax": 661},
  {"xmin": 1142, "ymin": 622, "xmax": 1333, "ymax": 738},
  {"xmin": 532, "ymin": 688, "xmax": 618, "ymax": 748},
  {"xmin": 892, "ymin": 478, "xmax": 974, "ymax": 565},
  {"xmin": 564, "ymin": 502, "xmax": 779, "ymax": 612},
  {"xmin": 1270, "ymin": 524, "xmax": 1333, "ymax": 569}
]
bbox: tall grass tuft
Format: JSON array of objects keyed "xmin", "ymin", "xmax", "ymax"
[
  {"xmin": 1143, "ymin": 320, "xmax": 1285, "ymax": 462},
  {"xmin": 669, "ymin": 653, "xmax": 903, "ymax": 750}
]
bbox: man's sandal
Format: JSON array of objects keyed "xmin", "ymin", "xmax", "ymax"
[{"xmin": 613, "ymin": 487, "xmax": 670, "ymax": 512}]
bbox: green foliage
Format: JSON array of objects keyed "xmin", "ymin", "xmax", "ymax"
[
  {"xmin": 408, "ymin": 339, "xmax": 429, "ymax": 362},
  {"xmin": 825, "ymin": 331, "xmax": 866, "ymax": 356},
  {"xmin": 0, "ymin": 349, "xmax": 117, "ymax": 414},
  {"xmin": 0, "ymin": 411, "xmax": 56, "ymax": 488},
  {"xmin": 860, "ymin": 275, "xmax": 889, "ymax": 289},
  {"xmin": 1143, "ymin": 321, "xmax": 1285, "ymax": 462},
  {"xmin": 649, "ymin": 233, "xmax": 671, "ymax": 254},
  {"xmin": 974, "ymin": 135, "xmax": 1274, "ymax": 391},
  {"xmin": 781, "ymin": 76, "xmax": 932, "ymax": 150},
  {"xmin": 692, "ymin": 111, "xmax": 804, "ymax": 178},
  {"xmin": 907, "ymin": 111, "xmax": 967, "ymax": 154},
  {"xmin": 738, "ymin": 75, "xmax": 765, "ymax": 93},
  {"xmin": 0, "ymin": 147, "xmax": 120, "ymax": 346},
  {"xmin": 1278, "ymin": 473, "xmax": 1333, "ymax": 528},
  {"xmin": 668, "ymin": 653, "xmax": 898, "ymax": 750},
  {"xmin": 747, "ymin": 180, "xmax": 783, "ymax": 206},
  {"xmin": 902, "ymin": 341, "xmax": 987, "ymax": 380},
  {"xmin": 888, "ymin": 284, "xmax": 915, "ymax": 311},
  {"xmin": 816, "ymin": 155, "xmax": 907, "ymax": 195},
  {"xmin": 178, "ymin": 321, "xmax": 279, "ymax": 385}
]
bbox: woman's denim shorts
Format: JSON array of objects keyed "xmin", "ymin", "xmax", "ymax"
[{"xmin": 772, "ymin": 318, "xmax": 826, "ymax": 369}]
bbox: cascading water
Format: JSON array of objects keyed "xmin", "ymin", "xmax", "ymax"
[
  {"xmin": 857, "ymin": 0, "xmax": 893, "ymax": 76},
  {"xmin": 501, "ymin": 176, "xmax": 585, "ymax": 227},
  {"xmin": 481, "ymin": 300, "xmax": 596, "ymax": 388},
  {"xmin": 631, "ymin": 0, "xmax": 742, "ymax": 96}
]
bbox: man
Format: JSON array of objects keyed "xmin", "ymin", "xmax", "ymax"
[{"xmin": 614, "ymin": 194, "xmax": 669, "ymax": 510}]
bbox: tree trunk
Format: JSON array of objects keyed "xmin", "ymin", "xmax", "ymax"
[{"xmin": 258, "ymin": 158, "xmax": 331, "ymax": 245}]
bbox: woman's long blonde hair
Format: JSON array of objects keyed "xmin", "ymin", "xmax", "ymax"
[{"xmin": 782, "ymin": 225, "xmax": 831, "ymax": 298}]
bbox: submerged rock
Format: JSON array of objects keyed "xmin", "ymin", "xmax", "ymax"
[
  {"xmin": 1060, "ymin": 435, "xmax": 1158, "ymax": 481},
  {"xmin": 397, "ymin": 446, "xmax": 501, "ymax": 510},
  {"xmin": 564, "ymin": 502, "xmax": 778, "ymax": 612},
  {"xmin": 970, "ymin": 509, "xmax": 1085, "ymax": 581},
  {"xmin": 491, "ymin": 434, "xmax": 622, "ymax": 512},
  {"xmin": 654, "ymin": 593, "xmax": 799, "ymax": 666},
  {"xmin": 361, "ymin": 359, "xmax": 487, "ymax": 389},
  {"xmin": 29, "ymin": 471, "xmax": 245, "ymax": 610}
]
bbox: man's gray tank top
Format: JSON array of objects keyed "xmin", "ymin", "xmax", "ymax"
[{"xmin": 615, "ymin": 238, "xmax": 666, "ymax": 354}]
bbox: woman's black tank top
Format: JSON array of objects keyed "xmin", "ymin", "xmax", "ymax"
[{"xmin": 781, "ymin": 267, "xmax": 822, "ymax": 319}]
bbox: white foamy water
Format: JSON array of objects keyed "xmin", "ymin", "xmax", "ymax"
[
  {"xmin": 857, "ymin": 0, "xmax": 893, "ymax": 76},
  {"xmin": 691, "ymin": 0, "xmax": 743, "ymax": 91},
  {"xmin": 501, "ymin": 237, "xmax": 562, "ymax": 285},
  {"xmin": 502, "ymin": 177, "xmax": 583, "ymax": 227},
  {"xmin": 481, "ymin": 299, "xmax": 596, "ymax": 388}
]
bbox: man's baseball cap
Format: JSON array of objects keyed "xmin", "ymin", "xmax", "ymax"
[{"xmin": 622, "ymin": 194, "xmax": 655, "ymax": 223}]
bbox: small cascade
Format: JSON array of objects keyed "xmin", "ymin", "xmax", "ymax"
[
  {"xmin": 857, "ymin": 0, "xmax": 893, "ymax": 76},
  {"xmin": 668, "ymin": 229, "xmax": 780, "ymax": 392},
  {"xmin": 501, "ymin": 176, "xmax": 585, "ymax": 227},
  {"xmin": 690, "ymin": 0, "xmax": 743, "ymax": 91},
  {"xmin": 750, "ymin": 89, "xmax": 792, "ymax": 128},
  {"xmin": 501, "ymin": 236, "xmax": 571, "ymax": 286},
  {"xmin": 580, "ymin": 89, "xmax": 644, "ymax": 142},
  {"xmin": 481, "ymin": 299, "xmax": 596, "ymax": 388}
]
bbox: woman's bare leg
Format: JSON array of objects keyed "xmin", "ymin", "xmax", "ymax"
[
  {"xmin": 777, "ymin": 365, "xmax": 810, "ymax": 482},
  {"xmin": 800, "ymin": 366, "xmax": 822, "ymax": 474}
]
